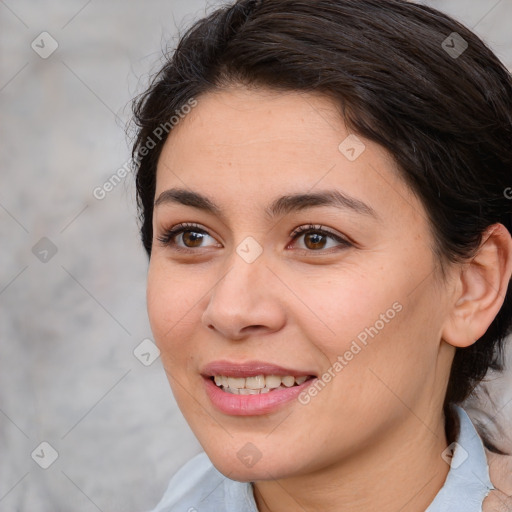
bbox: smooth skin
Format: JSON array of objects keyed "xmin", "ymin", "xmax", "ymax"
[{"xmin": 146, "ymin": 86, "xmax": 512, "ymax": 512}]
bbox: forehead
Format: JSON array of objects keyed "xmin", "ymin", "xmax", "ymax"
[
  {"xmin": 154, "ymin": 87, "xmax": 424, "ymax": 227},
  {"xmin": 160, "ymin": 87, "xmax": 348, "ymax": 166}
]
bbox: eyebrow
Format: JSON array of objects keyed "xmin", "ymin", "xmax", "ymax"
[{"xmin": 153, "ymin": 187, "xmax": 378, "ymax": 221}]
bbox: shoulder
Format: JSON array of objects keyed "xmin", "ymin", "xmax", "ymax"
[
  {"xmin": 426, "ymin": 405, "xmax": 494, "ymax": 512},
  {"xmin": 148, "ymin": 452, "xmax": 257, "ymax": 512},
  {"xmin": 149, "ymin": 452, "xmax": 219, "ymax": 512}
]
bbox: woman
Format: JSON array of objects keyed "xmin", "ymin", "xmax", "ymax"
[{"xmin": 130, "ymin": 0, "xmax": 512, "ymax": 510}]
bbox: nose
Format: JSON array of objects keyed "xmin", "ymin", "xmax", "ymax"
[{"xmin": 201, "ymin": 252, "xmax": 286, "ymax": 340}]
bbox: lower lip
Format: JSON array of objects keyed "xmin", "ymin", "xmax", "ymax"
[{"xmin": 203, "ymin": 376, "xmax": 317, "ymax": 416}]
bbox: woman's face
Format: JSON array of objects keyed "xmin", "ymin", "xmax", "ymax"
[
  {"xmin": 147, "ymin": 86, "xmax": 458, "ymax": 481},
  {"xmin": 465, "ymin": 341, "xmax": 512, "ymax": 496}
]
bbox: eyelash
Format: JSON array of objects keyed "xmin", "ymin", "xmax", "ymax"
[{"xmin": 156, "ymin": 222, "xmax": 352, "ymax": 254}]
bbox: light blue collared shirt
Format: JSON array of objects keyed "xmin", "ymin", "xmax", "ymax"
[{"xmin": 149, "ymin": 406, "xmax": 493, "ymax": 512}]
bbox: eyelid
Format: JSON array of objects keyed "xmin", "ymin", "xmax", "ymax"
[
  {"xmin": 156, "ymin": 222, "xmax": 352, "ymax": 252},
  {"xmin": 289, "ymin": 223, "xmax": 350, "ymax": 241},
  {"xmin": 156, "ymin": 222, "xmax": 218, "ymax": 248},
  {"xmin": 287, "ymin": 223, "xmax": 353, "ymax": 250}
]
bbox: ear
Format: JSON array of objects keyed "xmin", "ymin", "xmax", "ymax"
[{"xmin": 442, "ymin": 223, "xmax": 512, "ymax": 348}]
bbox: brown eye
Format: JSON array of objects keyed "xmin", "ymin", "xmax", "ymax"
[
  {"xmin": 181, "ymin": 230, "xmax": 206, "ymax": 247},
  {"xmin": 304, "ymin": 232, "xmax": 328, "ymax": 250},
  {"xmin": 290, "ymin": 224, "xmax": 352, "ymax": 252},
  {"xmin": 156, "ymin": 223, "xmax": 220, "ymax": 252}
]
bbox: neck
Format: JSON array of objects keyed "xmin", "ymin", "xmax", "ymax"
[{"xmin": 252, "ymin": 408, "xmax": 452, "ymax": 512}]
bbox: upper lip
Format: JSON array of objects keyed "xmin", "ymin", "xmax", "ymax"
[{"xmin": 201, "ymin": 360, "xmax": 317, "ymax": 378}]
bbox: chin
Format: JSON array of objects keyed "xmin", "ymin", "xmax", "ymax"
[{"xmin": 204, "ymin": 446, "xmax": 298, "ymax": 482}]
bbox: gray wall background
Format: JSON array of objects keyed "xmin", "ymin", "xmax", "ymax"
[{"xmin": 0, "ymin": 1, "xmax": 510, "ymax": 511}]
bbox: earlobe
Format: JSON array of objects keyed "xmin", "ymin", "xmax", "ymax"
[{"xmin": 442, "ymin": 223, "xmax": 512, "ymax": 349}]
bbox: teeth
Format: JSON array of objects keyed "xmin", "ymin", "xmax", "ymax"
[
  {"xmin": 238, "ymin": 388, "xmax": 259, "ymax": 395},
  {"xmin": 227, "ymin": 377, "xmax": 245, "ymax": 389},
  {"xmin": 265, "ymin": 375, "xmax": 282, "ymax": 389},
  {"xmin": 246, "ymin": 375, "xmax": 265, "ymax": 389},
  {"xmin": 212, "ymin": 374, "xmax": 311, "ymax": 394},
  {"xmin": 282, "ymin": 376, "xmax": 295, "ymax": 387}
]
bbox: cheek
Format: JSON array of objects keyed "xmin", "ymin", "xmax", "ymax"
[
  {"xmin": 146, "ymin": 260, "xmax": 204, "ymax": 355},
  {"xmin": 284, "ymin": 265, "xmax": 390, "ymax": 333},
  {"xmin": 285, "ymin": 260, "xmax": 434, "ymax": 359},
  {"xmin": 289, "ymin": 263, "xmax": 444, "ymax": 410}
]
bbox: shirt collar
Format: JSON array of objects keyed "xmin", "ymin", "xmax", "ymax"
[{"xmin": 425, "ymin": 405, "xmax": 494, "ymax": 511}]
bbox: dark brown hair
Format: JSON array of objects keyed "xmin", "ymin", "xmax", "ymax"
[{"xmin": 130, "ymin": 0, "xmax": 512, "ymax": 410}]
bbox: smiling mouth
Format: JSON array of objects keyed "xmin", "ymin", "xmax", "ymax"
[{"xmin": 210, "ymin": 374, "xmax": 315, "ymax": 394}]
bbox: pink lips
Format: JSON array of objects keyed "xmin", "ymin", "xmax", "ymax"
[{"xmin": 201, "ymin": 360, "xmax": 317, "ymax": 416}]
